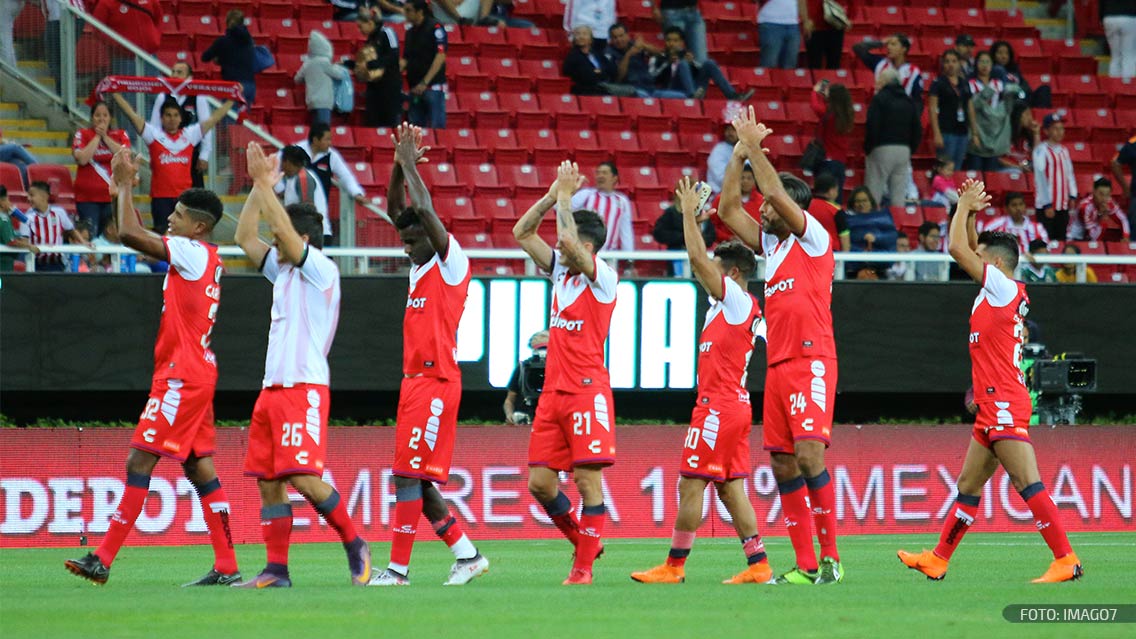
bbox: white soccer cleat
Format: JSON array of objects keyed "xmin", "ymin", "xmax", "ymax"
[
  {"xmin": 367, "ymin": 569, "xmax": 410, "ymax": 586},
  {"xmin": 443, "ymin": 554, "xmax": 489, "ymax": 586}
]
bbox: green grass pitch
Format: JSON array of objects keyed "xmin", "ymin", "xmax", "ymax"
[{"xmin": 3, "ymin": 533, "xmax": 1133, "ymax": 638}]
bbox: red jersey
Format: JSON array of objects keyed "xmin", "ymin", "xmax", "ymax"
[
  {"xmin": 153, "ymin": 236, "xmax": 223, "ymax": 384},
  {"xmin": 72, "ymin": 127, "xmax": 131, "ymax": 203},
  {"xmin": 142, "ymin": 122, "xmax": 203, "ymax": 199},
  {"xmin": 1070, "ymin": 195, "xmax": 1130, "ymax": 241},
  {"xmin": 697, "ymin": 276, "xmax": 764, "ymax": 401},
  {"xmin": 807, "ymin": 197, "xmax": 844, "ymax": 252},
  {"xmin": 969, "ymin": 265, "xmax": 1030, "ymax": 405},
  {"xmin": 403, "ymin": 235, "xmax": 471, "ymax": 380},
  {"xmin": 761, "ymin": 212, "xmax": 836, "ymax": 366},
  {"xmin": 544, "ymin": 251, "xmax": 619, "ymax": 393},
  {"xmin": 712, "ymin": 192, "xmax": 762, "ymax": 245}
]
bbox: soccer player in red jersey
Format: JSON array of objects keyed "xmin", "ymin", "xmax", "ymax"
[
  {"xmin": 368, "ymin": 124, "xmax": 488, "ymax": 587},
  {"xmin": 899, "ymin": 181, "xmax": 1083, "ymax": 583},
  {"xmin": 65, "ymin": 149, "xmax": 239, "ymax": 586},
  {"xmin": 231, "ymin": 143, "xmax": 370, "ymax": 588},
  {"xmin": 513, "ymin": 160, "xmax": 618, "ymax": 586},
  {"xmin": 721, "ymin": 106, "xmax": 843, "ymax": 585},
  {"xmin": 631, "ymin": 178, "xmax": 772, "ymax": 585}
]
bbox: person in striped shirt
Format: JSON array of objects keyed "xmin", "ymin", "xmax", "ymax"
[
  {"xmin": 569, "ymin": 162, "xmax": 635, "ymax": 252},
  {"xmin": 852, "ymin": 33, "xmax": 924, "ymax": 104},
  {"xmin": 1032, "ymin": 113, "xmax": 1077, "ymax": 241},
  {"xmin": 23, "ymin": 181, "xmax": 89, "ymax": 272},
  {"xmin": 980, "ymin": 192, "xmax": 1049, "ymax": 255}
]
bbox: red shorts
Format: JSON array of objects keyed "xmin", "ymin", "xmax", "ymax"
[
  {"xmin": 393, "ymin": 376, "xmax": 461, "ymax": 484},
  {"xmin": 528, "ymin": 390, "xmax": 617, "ymax": 472},
  {"xmin": 244, "ymin": 385, "xmax": 330, "ymax": 480},
  {"xmin": 763, "ymin": 357, "xmax": 837, "ymax": 453},
  {"xmin": 972, "ymin": 399, "xmax": 1033, "ymax": 449},
  {"xmin": 129, "ymin": 378, "xmax": 216, "ymax": 462},
  {"xmin": 680, "ymin": 397, "xmax": 753, "ymax": 483}
]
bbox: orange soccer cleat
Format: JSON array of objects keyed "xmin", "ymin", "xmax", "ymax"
[
  {"xmin": 722, "ymin": 562, "xmax": 773, "ymax": 584},
  {"xmin": 1031, "ymin": 553, "xmax": 1083, "ymax": 583},
  {"xmin": 897, "ymin": 549, "xmax": 949, "ymax": 581},
  {"xmin": 630, "ymin": 563, "xmax": 685, "ymax": 584},
  {"xmin": 563, "ymin": 567, "xmax": 593, "ymax": 585}
]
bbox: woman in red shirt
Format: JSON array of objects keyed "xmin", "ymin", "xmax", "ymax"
[
  {"xmin": 72, "ymin": 101, "xmax": 130, "ymax": 237},
  {"xmin": 810, "ymin": 81, "xmax": 855, "ymax": 194}
]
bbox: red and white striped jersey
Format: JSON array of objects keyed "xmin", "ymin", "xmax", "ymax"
[
  {"xmin": 968, "ymin": 77, "xmax": 1005, "ymax": 109},
  {"xmin": 1032, "ymin": 141, "xmax": 1077, "ymax": 210},
  {"xmin": 153, "ymin": 236, "xmax": 223, "ymax": 383},
  {"xmin": 570, "ymin": 187, "xmax": 636, "ymax": 251},
  {"xmin": 23, "ymin": 205, "xmax": 74, "ymax": 266},
  {"xmin": 980, "ymin": 215, "xmax": 1049, "ymax": 254},
  {"xmin": 969, "ymin": 265, "xmax": 1030, "ymax": 406},
  {"xmin": 403, "ymin": 235, "xmax": 471, "ymax": 381},
  {"xmin": 260, "ymin": 245, "xmax": 341, "ymax": 387},
  {"xmin": 874, "ymin": 58, "xmax": 923, "ymax": 97},
  {"xmin": 761, "ymin": 212, "xmax": 836, "ymax": 366},
  {"xmin": 544, "ymin": 250, "xmax": 618, "ymax": 394},
  {"xmin": 697, "ymin": 276, "xmax": 764, "ymax": 402},
  {"xmin": 1070, "ymin": 195, "xmax": 1130, "ymax": 241}
]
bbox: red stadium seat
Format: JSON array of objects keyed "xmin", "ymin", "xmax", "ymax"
[
  {"xmin": 27, "ymin": 164, "xmax": 74, "ymax": 201},
  {"xmin": 0, "ymin": 162, "xmax": 26, "ymax": 194},
  {"xmin": 258, "ymin": 2, "xmax": 296, "ymax": 20}
]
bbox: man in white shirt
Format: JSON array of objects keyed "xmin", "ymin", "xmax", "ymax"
[
  {"xmin": 289, "ymin": 124, "xmax": 367, "ymax": 213},
  {"xmin": 564, "ymin": 0, "xmax": 616, "ymax": 51},
  {"xmin": 273, "ymin": 145, "xmax": 332, "ymax": 242},
  {"xmin": 1033, "ymin": 113, "xmax": 1078, "ymax": 241},
  {"xmin": 570, "ymin": 161, "xmax": 635, "ymax": 251},
  {"xmin": 148, "ymin": 61, "xmax": 214, "ymax": 188}
]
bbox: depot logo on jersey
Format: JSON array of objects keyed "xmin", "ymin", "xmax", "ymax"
[
  {"xmin": 764, "ymin": 278, "xmax": 796, "ymax": 298},
  {"xmin": 407, "ymin": 297, "xmax": 428, "ymax": 309},
  {"xmin": 549, "ymin": 314, "xmax": 584, "ymax": 331}
]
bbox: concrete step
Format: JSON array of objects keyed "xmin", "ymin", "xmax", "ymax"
[
  {"xmin": 0, "ymin": 118, "xmax": 47, "ymax": 131},
  {"xmin": 22, "ymin": 147, "xmax": 75, "ymax": 164},
  {"xmin": 7, "ymin": 131, "xmax": 69, "ymax": 147},
  {"xmin": 0, "ymin": 103, "xmax": 22, "ymax": 118}
]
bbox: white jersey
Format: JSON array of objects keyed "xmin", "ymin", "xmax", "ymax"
[
  {"xmin": 570, "ymin": 187, "xmax": 635, "ymax": 251},
  {"xmin": 260, "ymin": 245, "xmax": 341, "ymax": 387}
]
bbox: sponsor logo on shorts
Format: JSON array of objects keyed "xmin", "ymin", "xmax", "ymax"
[
  {"xmin": 162, "ymin": 440, "xmax": 181, "ymax": 453},
  {"xmin": 142, "ymin": 428, "xmax": 157, "ymax": 443}
]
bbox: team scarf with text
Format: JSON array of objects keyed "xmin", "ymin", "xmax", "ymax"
[{"xmin": 89, "ymin": 76, "xmax": 248, "ymax": 118}]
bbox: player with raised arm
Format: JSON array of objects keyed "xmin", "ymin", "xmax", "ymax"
[
  {"xmin": 513, "ymin": 161, "xmax": 618, "ymax": 586},
  {"xmin": 65, "ymin": 149, "xmax": 239, "ymax": 586},
  {"xmin": 898, "ymin": 181, "xmax": 1083, "ymax": 583},
  {"xmin": 368, "ymin": 123, "xmax": 488, "ymax": 587},
  {"xmin": 630, "ymin": 178, "xmax": 772, "ymax": 585},
  {"xmin": 231, "ymin": 143, "xmax": 371, "ymax": 589},
  {"xmin": 724, "ymin": 106, "xmax": 843, "ymax": 585}
]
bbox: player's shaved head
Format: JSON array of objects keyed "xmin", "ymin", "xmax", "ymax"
[
  {"xmin": 714, "ymin": 240, "xmax": 757, "ymax": 279},
  {"xmin": 977, "ymin": 230, "xmax": 1019, "ymax": 272},
  {"xmin": 178, "ymin": 188, "xmax": 224, "ymax": 228},
  {"xmin": 571, "ymin": 209, "xmax": 606, "ymax": 253}
]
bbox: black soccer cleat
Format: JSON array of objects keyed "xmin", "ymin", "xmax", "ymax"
[
  {"xmin": 65, "ymin": 553, "xmax": 110, "ymax": 585},
  {"xmin": 182, "ymin": 568, "xmax": 243, "ymax": 587}
]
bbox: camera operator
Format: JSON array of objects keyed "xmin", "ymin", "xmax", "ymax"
[{"xmin": 503, "ymin": 330, "xmax": 549, "ymax": 424}]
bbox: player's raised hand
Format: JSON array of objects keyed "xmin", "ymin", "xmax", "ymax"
[
  {"xmin": 956, "ymin": 180, "xmax": 991, "ymax": 216},
  {"xmin": 676, "ymin": 177, "xmax": 704, "ymax": 218},
  {"xmin": 731, "ymin": 105, "xmax": 772, "ymax": 150},
  {"xmin": 110, "ymin": 147, "xmax": 137, "ymax": 188},
  {"xmin": 557, "ymin": 161, "xmax": 580, "ymax": 198},
  {"xmin": 392, "ymin": 122, "xmax": 421, "ymax": 167},
  {"xmin": 246, "ymin": 142, "xmax": 281, "ymax": 186}
]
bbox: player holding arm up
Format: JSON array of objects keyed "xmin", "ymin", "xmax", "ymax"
[
  {"xmin": 631, "ymin": 178, "xmax": 773, "ymax": 585},
  {"xmin": 729, "ymin": 105, "xmax": 843, "ymax": 585},
  {"xmin": 898, "ymin": 181, "xmax": 1083, "ymax": 583},
  {"xmin": 368, "ymin": 123, "xmax": 488, "ymax": 587},
  {"xmin": 513, "ymin": 161, "xmax": 618, "ymax": 586},
  {"xmin": 65, "ymin": 149, "xmax": 239, "ymax": 586},
  {"xmin": 231, "ymin": 143, "xmax": 371, "ymax": 589}
]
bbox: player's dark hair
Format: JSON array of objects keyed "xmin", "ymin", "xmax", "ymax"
[
  {"xmin": 664, "ymin": 26, "xmax": 686, "ymax": 43},
  {"xmin": 599, "ymin": 161, "xmax": 618, "ymax": 177},
  {"xmin": 178, "ymin": 188, "xmax": 224, "ymax": 226},
  {"xmin": 394, "ymin": 206, "xmax": 424, "ymax": 230},
  {"xmin": 286, "ymin": 202, "xmax": 325, "ymax": 248},
  {"xmin": 572, "ymin": 209, "xmax": 607, "ymax": 251},
  {"xmin": 1093, "ymin": 177, "xmax": 1111, "ymax": 190},
  {"xmin": 714, "ymin": 239, "xmax": 757, "ymax": 279},
  {"xmin": 308, "ymin": 122, "xmax": 331, "ymax": 143},
  {"xmin": 978, "ymin": 230, "xmax": 1020, "ymax": 271},
  {"xmin": 1004, "ymin": 191, "xmax": 1025, "ymax": 206},
  {"xmin": 160, "ymin": 98, "xmax": 182, "ymax": 117},
  {"xmin": 779, "ymin": 172, "xmax": 812, "ymax": 210},
  {"xmin": 813, "ymin": 172, "xmax": 838, "ymax": 196},
  {"xmin": 281, "ymin": 145, "xmax": 311, "ymax": 167},
  {"xmin": 29, "ymin": 180, "xmax": 50, "ymax": 195},
  {"xmin": 918, "ymin": 221, "xmax": 939, "ymax": 237},
  {"xmin": 1028, "ymin": 238, "xmax": 1048, "ymax": 252}
]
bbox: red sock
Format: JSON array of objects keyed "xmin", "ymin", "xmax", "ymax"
[
  {"xmin": 806, "ymin": 470, "xmax": 839, "ymax": 562},
  {"xmin": 389, "ymin": 497, "xmax": 422, "ymax": 574},
  {"xmin": 778, "ymin": 477, "xmax": 817, "ymax": 572},
  {"xmin": 315, "ymin": 490, "xmax": 359, "ymax": 545},
  {"xmin": 933, "ymin": 495, "xmax": 980, "ymax": 560},
  {"xmin": 666, "ymin": 529, "xmax": 695, "ymax": 568},
  {"xmin": 432, "ymin": 515, "xmax": 463, "ymax": 547},
  {"xmin": 197, "ymin": 482, "xmax": 238, "ymax": 574},
  {"xmin": 96, "ymin": 477, "xmax": 150, "ymax": 567},
  {"xmin": 1023, "ymin": 484, "xmax": 1073, "ymax": 559},
  {"xmin": 261, "ymin": 505, "xmax": 293, "ymax": 567},
  {"xmin": 573, "ymin": 506, "xmax": 606, "ymax": 571}
]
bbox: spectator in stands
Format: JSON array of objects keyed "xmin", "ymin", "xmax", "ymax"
[
  {"xmin": 1019, "ymin": 238, "xmax": 1058, "ymax": 283},
  {"xmin": 329, "ymin": 0, "xmax": 367, "ymax": 22},
  {"xmin": 0, "ymin": 184, "xmax": 37, "ymax": 271},
  {"xmin": 377, "ymin": 0, "xmax": 407, "ymax": 23},
  {"xmin": 477, "ymin": 0, "xmax": 535, "ymax": 28},
  {"xmin": 757, "ymin": 0, "xmax": 801, "ymax": 69},
  {"xmin": 1111, "ymin": 133, "xmax": 1136, "ymax": 229},
  {"xmin": 990, "ymin": 40, "xmax": 1051, "ymax": 109},
  {"xmin": 908, "ymin": 221, "xmax": 943, "ymax": 282},
  {"xmin": 654, "ymin": 0, "xmax": 708, "ymax": 64},
  {"xmin": 1055, "ymin": 244, "xmax": 1097, "ymax": 283},
  {"xmin": 274, "ymin": 145, "xmax": 332, "ymax": 244},
  {"xmin": 564, "ymin": 0, "xmax": 616, "ymax": 52},
  {"xmin": 570, "ymin": 161, "xmax": 635, "ymax": 251},
  {"xmin": 929, "ymin": 157, "xmax": 959, "ymax": 209},
  {"xmin": 810, "ymin": 81, "xmax": 853, "ymax": 194},
  {"xmin": 808, "ymin": 172, "xmax": 850, "ymax": 252},
  {"xmin": 23, "ymin": 180, "xmax": 89, "ymax": 272},
  {"xmin": 886, "ymin": 233, "xmax": 910, "ymax": 280},
  {"xmin": 966, "ymin": 51, "xmax": 1020, "ymax": 172},
  {"xmin": 954, "ymin": 34, "xmax": 975, "ymax": 77},
  {"xmin": 652, "ymin": 188, "xmax": 716, "ymax": 276},
  {"xmin": 0, "ymin": 0, "xmax": 20, "ymax": 69},
  {"xmin": 1070, "ymin": 177, "xmax": 1131, "ymax": 241},
  {"xmin": 853, "ymin": 33, "xmax": 924, "ymax": 104},
  {"xmin": 713, "ymin": 149, "xmax": 762, "ymax": 243},
  {"xmin": 982, "ymin": 191, "xmax": 1049, "ymax": 255},
  {"xmin": 1102, "ymin": 0, "xmax": 1136, "ymax": 80},
  {"xmin": 111, "ymin": 93, "xmax": 234, "ymax": 234},
  {"xmin": 846, "ymin": 186, "xmax": 875, "ymax": 215},
  {"xmin": 1001, "ymin": 108, "xmax": 1041, "ymax": 172},
  {"xmin": 295, "ymin": 31, "xmax": 350, "ymax": 127},
  {"xmin": 350, "ymin": 11, "xmax": 402, "ymax": 127},
  {"xmin": 928, "ymin": 49, "xmax": 972, "ymax": 172},
  {"xmin": 202, "ymin": 10, "xmax": 257, "ymax": 105},
  {"xmin": 70, "ymin": 220, "xmax": 101, "ymax": 272},
  {"xmin": 865, "ymin": 68, "xmax": 920, "ymax": 206},
  {"xmin": 706, "ymin": 102, "xmax": 742, "ymax": 193},
  {"xmin": 73, "ymin": 101, "xmax": 129, "ymax": 238},
  {"xmin": 291, "ymin": 123, "xmax": 367, "ymax": 216},
  {"xmin": 653, "ymin": 27, "xmax": 753, "ymax": 100},
  {"xmin": 433, "ymin": 0, "xmax": 481, "ymax": 26},
  {"xmin": 0, "ymin": 129, "xmax": 37, "ymax": 185},
  {"xmin": 1033, "ymin": 113, "xmax": 1077, "ymax": 241},
  {"xmin": 147, "ymin": 63, "xmax": 212, "ymax": 190},
  {"xmin": 802, "ymin": 0, "xmax": 852, "ymax": 70},
  {"xmin": 605, "ymin": 23, "xmax": 687, "ymax": 99},
  {"xmin": 564, "ymin": 25, "xmax": 620, "ymax": 96},
  {"xmin": 845, "ymin": 196, "xmax": 898, "ymax": 278},
  {"xmin": 403, "ymin": 0, "xmax": 449, "ymax": 128},
  {"xmin": 92, "ymin": 0, "xmax": 163, "ymax": 77}
]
